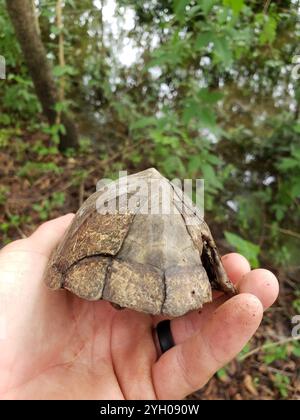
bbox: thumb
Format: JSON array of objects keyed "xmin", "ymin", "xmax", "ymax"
[{"xmin": 28, "ymin": 213, "xmax": 75, "ymax": 258}]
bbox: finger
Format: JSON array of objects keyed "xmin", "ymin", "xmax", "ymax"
[
  {"xmin": 212, "ymin": 253, "xmax": 251, "ymax": 300},
  {"xmin": 153, "ymin": 293, "xmax": 263, "ymax": 399},
  {"xmin": 221, "ymin": 253, "xmax": 251, "ymax": 284},
  {"xmin": 27, "ymin": 213, "xmax": 75, "ymax": 258},
  {"xmin": 237, "ymin": 268, "xmax": 279, "ymax": 310}
]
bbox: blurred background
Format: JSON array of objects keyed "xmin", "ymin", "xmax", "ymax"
[{"xmin": 0, "ymin": 0, "xmax": 299, "ymax": 399}]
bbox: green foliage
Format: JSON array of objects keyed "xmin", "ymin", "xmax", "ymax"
[
  {"xmin": 199, "ymin": 0, "xmax": 217, "ymax": 16},
  {"xmin": 224, "ymin": 232, "xmax": 260, "ymax": 268},
  {"xmin": 0, "ymin": 213, "xmax": 31, "ymax": 244},
  {"xmin": 261, "ymin": 340, "xmax": 300, "ymax": 366},
  {"xmin": 262, "ymin": 343, "xmax": 289, "ymax": 365},
  {"xmin": 18, "ymin": 162, "xmax": 63, "ymax": 179},
  {"xmin": 32, "ymin": 192, "xmax": 66, "ymax": 221},
  {"xmin": 0, "ymin": 2, "xmax": 41, "ymax": 121},
  {"xmin": 174, "ymin": 0, "xmax": 190, "ymax": 21},
  {"xmin": 223, "ymin": 0, "xmax": 244, "ymax": 15},
  {"xmin": 237, "ymin": 343, "xmax": 251, "ymax": 361},
  {"xmin": 0, "ymin": 113, "xmax": 12, "ymax": 126},
  {"xmin": 216, "ymin": 367, "xmax": 229, "ymax": 381},
  {"xmin": 0, "ymin": 127, "xmax": 21, "ymax": 147},
  {"xmin": 79, "ymin": 137, "xmax": 93, "ymax": 154},
  {"xmin": 273, "ymin": 373, "xmax": 290, "ymax": 399},
  {"xmin": 292, "ymin": 292, "xmax": 300, "ymax": 314},
  {"xmin": 0, "ymin": 186, "xmax": 9, "ymax": 206},
  {"xmin": 255, "ymin": 13, "xmax": 278, "ymax": 45},
  {"xmin": 32, "ymin": 141, "xmax": 59, "ymax": 157},
  {"xmin": 72, "ymin": 168, "xmax": 90, "ymax": 186},
  {"xmin": 292, "ymin": 341, "xmax": 300, "ymax": 358},
  {"xmin": 41, "ymin": 123, "xmax": 66, "ymax": 145},
  {"xmin": 53, "ymin": 65, "xmax": 77, "ymax": 78},
  {"xmin": 4, "ymin": 75, "xmax": 41, "ymax": 116}
]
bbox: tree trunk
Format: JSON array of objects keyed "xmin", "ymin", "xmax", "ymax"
[{"xmin": 6, "ymin": 0, "xmax": 79, "ymax": 150}]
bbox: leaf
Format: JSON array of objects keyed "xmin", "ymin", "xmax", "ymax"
[
  {"xmin": 216, "ymin": 368, "xmax": 229, "ymax": 382},
  {"xmin": 292, "ymin": 343, "xmax": 300, "ymax": 358},
  {"xmin": 195, "ymin": 31, "xmax": 215, "ymax": 49},
  {"xmin": 183, "ymin": 97, "xmax": 218, "ymax": 130},
  {"xmin": 130, "ymin": 116, "xmax": 157, "ymax": 130},
  {"xmin": 206, "ymin": 153, "xmax": 222, "ymax": 165},
  {"xmin": 213, "ymin": 37, "xmax": 233, "ymax": 66},
  {"xmin": 223, "ymin": 0, "xmax": 244, "ymax": 15},
  {"xmin": 259, "ymin": 16, "xmax": 277, "ymax": 45},
  {"xmin": 262, "ymin": 344, "xmax": 288, "ymax": 365},
  {"xmin": 188, "ymin": 155, "xmax": 202, "ymax": 174},
  {"xmin": 50, "ymin": 25, "xmax": 61, "ymax": 36},
  {"xmin": 198, "ymin": 0, "xmax": 217, "ymax": 15},
  {"xmin": 293, "ymin": 123, "xmax": 300, "ymax": 134},
  {"xmin": 197, "ymin": 88, "xmax": 223, "ymax": 104},
  {"xmin": 187, "ymin": 5, "xmax": 202, "ymax": 19},
  {"xmin": 18, "ymin": 162, "xmax": 62, "ymax": 178},
  {"xmin": 277, "ymin": 158, "xmax": 299, "ymax": 171},
  {"xmin": 150, "ymin": 131, "xmax": 179, "ymax": 147},
  {"xmin": 198, "ymin": 107, "xmax": 217, "ymax": 130},
  {"xmin": 274, "ymin": 373, "xmax": 290, "ymax": 398},
  {"xmin": 174, "ymin": 0, "xmax": 190, "ymax": 20},
  {"xmin": 291, "ymin": 145, "xmax": 300, "ymax": 160},
  {"xmin": 162, "ymin": 155, "xmax": 185, "ymax": 177},
  {"xmin": 54, "ymin": 101, "xmax": 71, "ymax": 113},
  {"xmin": 148, "ymin": 36, "xmax": 187, "ymax": 67},
  {"xmin": 238, "ymin": 343, "xmax": 251, "ymax": 361},
  {"xmin": 53, "ymin": 65, "xmax": 77, "ymax": 77},
  {"xmin": 201, "ymin": 163, "xmax": 223, "ymax": 190},
  {"xmin": 182, "ymin": 98, "xmax": 200, "ymax": 124},
  {"xmin": 0, "ymin": 114, "xmax": 11, "ymax": 126},
  {"xmin": 272, "ymin": 204, "xmax": 285, "ymax": 222},
  {"xmin": 224, "ymin": 232, "xmax": 260, "ymax": 268},
  {"xmin": 291, "ymin": 183, "xmax": 300, "ymax": 199}
]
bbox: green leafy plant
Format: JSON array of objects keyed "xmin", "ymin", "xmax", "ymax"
[
  {"xmin": 32, "ymin": 192, "xmax": 66, "ymax": 221},
  {"xmin": 237, "ymin": 343, "xmax": 252, "ymax": 361},
  {"xmin": 273, "ymin": 373, "xmax": 290, "ymax": 399},
  {"xmin": 32, "ymin": 141, "xmax": 59, "ymax": 156},
  {"xmin": 41, "ymin": 123, "xmax": 66, "ymax": 145},
  {"xmin": 0, "ymin": 128, "xmax": 22, "ymax": 148},
  {"xmin": 216, "ymin": 367, "xmax": 229, "ymax": 382},
  {"xmin": 292, "ymin": 341, "xmax": 300, "ymax": 358},
  {"xmin": 0, "ymin": 214, "xmax": 31, "ymax": 244},
  {"xmin": 18, "ymin": 162, "xmax": 62, "ymax": 178},
  {"xmin": 224, "ymin": 232, "xmax": 260, "ymax": 268},
  {"xmin": 0, "ymin": 186, "xmax": 9, "ymax": 206},
  {"xmin": 293, "ymin": 292, "xmax": 300, "ymax": 314},
  {"xmin": 262, "ymin": 343, "xmax": 288, "ymax": 365}
]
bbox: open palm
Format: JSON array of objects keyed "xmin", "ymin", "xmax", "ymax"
[{"xmin": 0, "ymin": 214, "xmax": 279, "ymax": 400}]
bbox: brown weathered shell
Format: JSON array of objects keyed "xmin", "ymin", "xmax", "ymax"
[{"xmin": 44, "ymin": 168, "xmax": 235, "ymax": 317}]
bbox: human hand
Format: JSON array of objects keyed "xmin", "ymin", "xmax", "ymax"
[{"xmin": 0, "ymin": 214, "xmax": 279, "ymax": 400}]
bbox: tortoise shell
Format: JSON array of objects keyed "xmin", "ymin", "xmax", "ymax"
[{"xmin": 44, "ymin": 168, "xmax": 235, "ymax": 317}]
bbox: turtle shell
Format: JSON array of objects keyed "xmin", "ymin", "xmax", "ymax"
[{"xmin": 44, "ymin": 168, "xmax": 235, "ymax": 317}]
